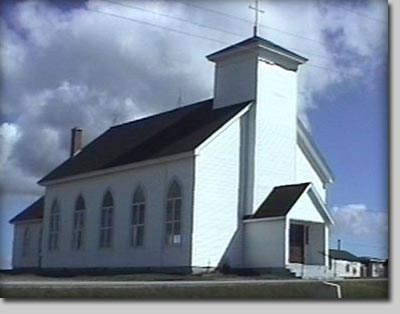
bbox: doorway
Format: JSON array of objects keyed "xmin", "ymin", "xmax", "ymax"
[{"xmin": 289, "ymin": 224, "xmax": 304, "ymax": 263}]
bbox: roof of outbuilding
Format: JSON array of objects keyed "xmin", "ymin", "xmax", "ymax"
[
  {"xmin": 329, "ymin": 249, "xmax": 361, "ymax": 262},
  {"xmin": 246, "ymin": 183, "xmax": 311, "ymax": 219},
  {"xmin": 39, "ymin": 99, "xmax": 250, "ymax": 184},
  {"xmin": 357, "ymin": 256, "xmax": 387, "ymax": 263},
  {"xmin": 9, "ymin": 196, "xmax": 44, "ymax": 224}
]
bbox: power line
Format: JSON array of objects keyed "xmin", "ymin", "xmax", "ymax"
[
  {"xmin": 94, "ymin": 1, "xmax": 342, "ymax": 63},
  {"xmin": 175, "ymin": 1, "xmax": 349, "ymax": 61},
  {"xmin": 101, "ymin": 0, "xmax": 245, "ymax": 39},
  {"xmin": 87, "ymin": 7, "xmax": 227, "ymax": 45},
  {"xmin": 179, "ymin": 1, "xmax": 327, "ymax": 46},
  {"xmin": 86, "ymin": 7, "xmax": 352, "ymax": 78},
  {"xmin": 306, "ymin": 62, "xmax": 344, "ymax": 75},
  {"xmin": 179, "ymin": 1, "xmax": 253, "ymax": 25},
  {"xmin": 259, "ymin": 23, "xmax": 325, "ymax": 46},
  {"xmin": 179, "ymin": 1, "xmax": 386, "ymax": 48}
]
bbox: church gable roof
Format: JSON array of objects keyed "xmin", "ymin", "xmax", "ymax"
[
  {"xmin": 297, "ymin": 119, "xmax": 334, "ymax": 184},
  {"xmin": 250, "ymin": 183, "xmax": 311, "ymax": 219},
  {"xmin": 9, "ymin": 196, "xmax": 44, "ymax": 224},
  {"xmin": 39, "ymin": 99, "xmax": 250, "ymax": 184}
]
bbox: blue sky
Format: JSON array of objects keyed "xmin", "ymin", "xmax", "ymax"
[
  {"xmin": 310, "ymin": 66, "xmax": 388, "ymax": 257},
  {"xmin": 0, "ymin": 0, "xmax": 388, "ymax": 268}
]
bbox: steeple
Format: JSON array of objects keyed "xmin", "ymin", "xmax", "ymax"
[
  {"xmin": 207, "ymin": 36, "xmax": 307, "ymax": 67},
  {"xmin": 207, "ymin": 35, "xmax": 309, "ymax": 212},
  {"xmin": 207, "ymin": 36, "xmax": 307, "ymax": 108}
]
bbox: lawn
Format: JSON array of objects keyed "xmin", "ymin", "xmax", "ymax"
[
  {"xmin": 339, "ymin": 280, "xmax": 389, "ymax": 299},
  {"xmin": 0, "ymin": 279, "xmax": 388, "ymax": 299}
]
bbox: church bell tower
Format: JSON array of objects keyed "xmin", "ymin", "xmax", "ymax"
[{"xmin": 207, "ymin": 36, "xmax": 308, "ymax": 212}]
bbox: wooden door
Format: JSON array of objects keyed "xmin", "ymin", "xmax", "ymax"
[{"xmin": 289, "ymin": 224, "xmax": 304, "ymax": 263}]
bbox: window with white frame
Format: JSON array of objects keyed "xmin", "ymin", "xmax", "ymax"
[
  {"xmin": 48, "ymin": 200, "xmax": 60, "ymax": 251},
  {"xmin": 165, "ymin": 181, "xmax": 182, "ymax": 246},
  {"xmin": 72, "ymin": 195, "xmax": 85, "ymax": 250},
  {"xmin": 22, "ymin": 226, "xmax": 30, "ymax": 257},
  {"xmin": 130, "ymin": 186, "xmax": 145, "ymax": 247},
  {"xmin": 99, "ymin": 191, "xmax": 114, "ymax": 248}
]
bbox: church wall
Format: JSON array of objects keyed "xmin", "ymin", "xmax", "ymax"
[
  {"xmin": 40, "ymin": 157, "xmax": 194, "ymax": 269},
  {"xmin": 12, "ymin": 221, "xmax": 42, "ymax": 269},
  {"xmin": 295, "ymin": 145, "xmax": 326, "ymax": 200},
  {"xmin": 243, "ymin": 219, "xmax": 286, "ymax": 268},
  {"xmin": 287, "ymin": 190, "xmax": 325, "ymax": 224},
  {"xmin": 213, "ymin": 51, "xmax": 257, "ymax": 108},
  {"xmin": 192, "ymin": 117, "xmax": 241, "ymax": 268},
  {"xmin": 324, "ymin": 225, "xmax": 330, "ymax": 266},
  {"xmin": 252, "ymin": 61, "xmax": 298, "ymax": 213}
]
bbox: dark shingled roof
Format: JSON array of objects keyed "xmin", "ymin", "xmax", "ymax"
[
  {"xmin": 39, "ymin": 99, "xmax": 250, "ymax": 183},
  {"xmin": 329, "ymin": 249, "xmax": 361, "ymax": 262},
  {"xmin": 9, "ymin": 196, "xmax": 44, "ymax": 223},
  {"xmin": 207, "ymin": 36, "xmax": 308, "ymax": 63},
  {"xmin": 247, "ymin": 183, "xmax": 310, "ymax": 219}
]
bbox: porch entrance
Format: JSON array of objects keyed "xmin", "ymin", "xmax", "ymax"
[{"xmin": 289, "ymin": 224, "xmax": 305, "ymax": 263}]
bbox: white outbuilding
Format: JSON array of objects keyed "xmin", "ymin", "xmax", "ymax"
[{"xmin": 328, "ymin": 249, "xmax": 364, "ymax": 278}]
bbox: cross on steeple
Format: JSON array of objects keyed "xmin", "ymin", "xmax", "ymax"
[{"xmin": 249, "ymin": 0, "xmax": 264, "ymax": 37}]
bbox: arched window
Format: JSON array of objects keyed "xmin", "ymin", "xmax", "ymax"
[
  {"xmin": 72, "ymin": 195, "xmax": 85, "ymax": 250},
  {"xmin": 22, "ymin": 226, "xmax": 30, "ymax": 257},
  {"xmin": 48, "ymin": 199, "xmax": 60, "ymax": 251},
  {"xmin": 130, "ymin": 186, "xmax": 145, "ymax": 247},
  {"xmin": 165, "ymin": 180, "xmax": 182, "ymax": 246},
  {"xmin": 99, "ymin": 190, "xmax": 114, "ymax": 248}
]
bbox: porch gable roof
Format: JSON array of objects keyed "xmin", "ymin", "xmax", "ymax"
[
  {"xmin": 245, "ymin": 182, "xmax": 334, "ymax": 225},
  {"xmin": 249, "ymin": 183, "xmax": 310, "ymax": 219}
]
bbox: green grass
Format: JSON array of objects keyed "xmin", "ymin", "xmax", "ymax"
[
  {"xmin": 0, "ymin": 280, "xmax": 388, "ymax": 300},
  {"xmin": 340, "ymin": 280, "xmax": 389, "ymax": 299}
]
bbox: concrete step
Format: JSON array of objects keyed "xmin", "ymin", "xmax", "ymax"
[{"xmin": 286, "ymin": 264, "xmax": 337, "ymax": 280}]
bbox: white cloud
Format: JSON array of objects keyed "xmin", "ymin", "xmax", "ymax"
[
  {"xmin": 0, "ymin": 122, "xmax": 42, "ymax": 196},
  {"xmin": 330, "ymin": 203, "xmax": 388, "ymax": 256},
  {"xmin": 332, "ymin": 203, "xmax": 388, "ymax": 236},
  {"xmin": 0, "ymin": 122, "xmax": 21, "ymax": 169},
  {"xmin": 0, "ymin": 0, "xmax": 387, "ymax": 195}
]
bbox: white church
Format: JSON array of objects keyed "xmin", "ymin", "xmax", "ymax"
[{"xmin": 10, "ymin": 35, "xmax": 335, "ymax": 278}]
